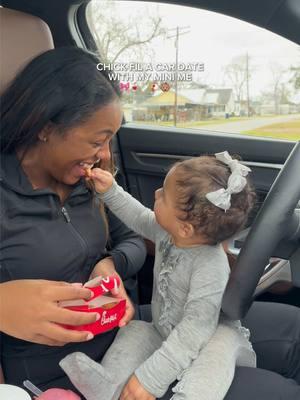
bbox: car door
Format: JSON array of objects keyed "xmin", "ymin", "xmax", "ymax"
[{"xmin": 115, "ymin": 123, "xmax": 296, "ymax": 301}]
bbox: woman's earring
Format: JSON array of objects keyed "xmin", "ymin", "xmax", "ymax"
[{"xmin": 42, "ymin": 137, "xmax": 47, "ymax": 142}]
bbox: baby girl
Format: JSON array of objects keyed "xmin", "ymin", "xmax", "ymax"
[{"xmin": 61, "ymin": 151, "xmax": 256, "ymax": 400}]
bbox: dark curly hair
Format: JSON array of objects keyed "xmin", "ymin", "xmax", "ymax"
[{"xmin": 174, "ymin": 155, "xmax": 256, "ymax": 245}]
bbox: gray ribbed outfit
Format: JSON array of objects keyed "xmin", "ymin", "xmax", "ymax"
[{"xmin": 61, "ymin": 181, "xmax": 256, "ymax": 400}]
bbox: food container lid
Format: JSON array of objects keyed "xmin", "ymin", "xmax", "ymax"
[{"xmin": 0, "ymin": 384, "xmax": 31, "ymax": 400}]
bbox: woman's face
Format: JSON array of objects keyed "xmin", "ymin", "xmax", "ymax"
[{"xmin": 41, "ymin": 100, "xmax": 123, "ymax": 185}]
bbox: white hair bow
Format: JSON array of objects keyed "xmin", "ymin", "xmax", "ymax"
[{"xmin": 205, "ymin": 151, "xmax": 251, "ymax": 211}]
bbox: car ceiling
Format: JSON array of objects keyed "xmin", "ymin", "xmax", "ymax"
[{"xmin": 1, "ymin": 0, "xmax": 300, "ymax": 45}]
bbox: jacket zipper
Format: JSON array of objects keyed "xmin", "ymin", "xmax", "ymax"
[
  {"xmin": 61, "ymin": 206, "xmax": 71, "ymax": 223},
  {"xmin": 61, "ymin": 205, "xmax": 89, "ymax": 279}
]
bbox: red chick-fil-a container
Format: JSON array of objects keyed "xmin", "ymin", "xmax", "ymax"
[{"xmin": 59, "ymin": 276, "xmax": 126, "ymax": 335}]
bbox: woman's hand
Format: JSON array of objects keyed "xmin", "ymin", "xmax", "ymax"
[
  {"xmin": 0, "ymin": 280, "xmax": 100, "ymax": 346},
  {"xmin": 0, "ymin": 365, "xmax": 5, "ymax": 384},
  {"xmin": 120, "ymin": 374, "xmax": 155, "ymax": 400},
  {"xmin": 89, "ymin": 257, "xmax": 135, "ymax": 327},
  {"xmin": 88, "ymin": 167, "xmax": 114, "ymax": 193}
]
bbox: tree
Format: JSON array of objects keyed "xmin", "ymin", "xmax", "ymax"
[
  {"xmin": 86, "ymin": 0, "xmax": 166, "ymax": 64},
  {"xmin": 289, "ymin": 49, "xmax": 300, "ymax": 91},
  {"xmin": 289, "ymin": 66, "xmax": 300, "ymax": 90},
  {"xmin": 278, "ymin": 83, "xmax": 292, "ymax": 104},
  {"xmin": 260, "ymin": 64, "xmax": 292, "ymax": 114},
  {"xmin": 269, "ymin": 63, "xmax": 287, "ymax": 114},
  {"xmin": 224, "ymin": 54, "xmax": 252, "ymax": 103}
]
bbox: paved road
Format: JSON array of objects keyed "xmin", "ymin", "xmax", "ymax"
[{"xmin": 201, "ymin": 114, "xmax": 300, "ymax": 134}]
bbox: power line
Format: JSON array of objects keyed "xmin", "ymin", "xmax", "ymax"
[{"xmin": 167, "ymin": 26, "xmax": 190, "ymax": 126}]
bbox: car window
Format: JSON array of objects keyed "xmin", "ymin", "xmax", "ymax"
[{"xmin": 86, "ymin": 0, "xmax": 300, "ymax": 141}]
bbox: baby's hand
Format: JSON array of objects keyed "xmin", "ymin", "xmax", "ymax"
[
  {"xmin": 120, "ymin": 374, "xmax": 155, "ymax": 400},
  {"xmin": 88, "ymin": 168, "xmax": 114, "ymax": 193}
]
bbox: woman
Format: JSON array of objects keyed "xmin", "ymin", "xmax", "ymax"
[{"xmin": 0, "ymin": 46, "xmax": 146, "ymax": 389}]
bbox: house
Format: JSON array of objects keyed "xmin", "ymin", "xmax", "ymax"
[
  {"xmin": 179, "ymin": 88, "xmax": 234, "ymax": 118},
  {"xmin": 202, "ymin": 89, "xmax": 235, "ymax": 117},
  {"xmin": 139, "ymin": 91, "xmax": 193, "ymax": 121},
  {"xmin": 135, "ymin": 87, "xmax": 235, "ymax": 122},
  {"xmin": 257, "ymin": 103, "xmax": 300, "ymax": 115}
]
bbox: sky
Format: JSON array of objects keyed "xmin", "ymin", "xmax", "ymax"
[{"xmin": 90, "ymin": 1, "xmax": 300, "ymax": 102}]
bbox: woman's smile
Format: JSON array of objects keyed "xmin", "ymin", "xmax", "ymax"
[{"xmin": 70, "ymin": 161, "xmax": 97, "ymax": 178}]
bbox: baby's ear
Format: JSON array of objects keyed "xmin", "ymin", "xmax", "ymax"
[{"xmin": 178, "ymin": 222, "xmax": 194, "ymax": 238}]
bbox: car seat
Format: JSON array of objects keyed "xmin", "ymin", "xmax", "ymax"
[{"xmin": 0, "ymin": 7, "xmax": 54, "ymax": 94}]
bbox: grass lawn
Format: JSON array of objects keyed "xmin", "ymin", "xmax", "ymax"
[
  {"xmin": 129, "ymin": 116, "xmax": 300, "ymax": 141},
  {"xmin": 134, "ymin": 117, "xmax": 300, "ymax": 141},
  {"xmin": 132, "ymin": 117, "xmax": 252, "ymax": 128},
  {"xmin": 244, "ymin": 120, "xmax": 300, "ymax": 141}
]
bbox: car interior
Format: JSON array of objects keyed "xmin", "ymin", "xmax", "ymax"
[{"xmin": 0, "ymin": 0, "xmax": 300, "ymax": 376}]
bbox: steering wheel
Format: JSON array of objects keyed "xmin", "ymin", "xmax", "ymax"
[{"xmin": 222, "ymin": 141, "xmax": 300, "ymax": 320}]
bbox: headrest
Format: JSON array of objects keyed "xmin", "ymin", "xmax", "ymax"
[{"xmin": 0, "ymin": 8, "xmax": 54, "ymax": 93}]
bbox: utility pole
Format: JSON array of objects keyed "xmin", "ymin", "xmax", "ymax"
[
  {"xmin": 246, "ymin": 52, "xmax": 250, "ymax": 117},
  {"xmin": 167, "ymin": 26, "xmax": 190, "ymax": 126},
  {"xmin": 174, "ymin": 27, "xmax": 179, "ymax": 126}
]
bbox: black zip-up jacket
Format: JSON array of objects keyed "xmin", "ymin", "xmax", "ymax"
[{"xmin": 0, "ymin": 151, "xmax": 146, "ymax": 387}]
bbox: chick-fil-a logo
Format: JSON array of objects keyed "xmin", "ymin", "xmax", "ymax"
[{"xmin": 101, "ymin": 311, "xmax": 117, "ymax": 326}]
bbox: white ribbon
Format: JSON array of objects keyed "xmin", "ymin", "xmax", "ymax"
[{"xmin": 205, "ymin": 151, "xmax": 251, "ymax": 211}]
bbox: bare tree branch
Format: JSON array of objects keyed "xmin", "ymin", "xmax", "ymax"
[
  {"xmin": 224, "ymin": 55, "xmax": 249, "ymax": 102},
  {"xmin": 111, "ymin": 17, "xmax": 162, "ymax": 63},
  {"xmin": 86, "ymin": 1, "xmax": 166, "ymax": 64}
]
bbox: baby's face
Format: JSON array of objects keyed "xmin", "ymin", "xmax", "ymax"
[{"xmin": 154, "ymin": 167, "xmax": 182, "ymax": 237}]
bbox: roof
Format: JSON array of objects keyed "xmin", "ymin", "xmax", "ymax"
[
  {"xmin": 178, "ymin": 88, "xmax": 233, "ymax": 105},
  {"xmin": 178, "ymin": 89, "xmax": 206, "ymax": 104},
  {"xmin": 204, "ymin": 89, "xmax": 233, "ymax": 105},
  {"xmin": 141, "ymin": 91, "xmax": 193, "ymax": 107}
]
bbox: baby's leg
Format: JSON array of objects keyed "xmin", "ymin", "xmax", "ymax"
[
  {"xmin": 60, "ymin": 320, "xmax": 162, "ymax": 400},
  {"xmin": 171, "ymin": 322, "xmax": 256, "ymax": 400}
]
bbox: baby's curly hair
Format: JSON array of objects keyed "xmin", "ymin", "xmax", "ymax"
[{"xmin": 174, "ymin": 155, "xmax": 256, "ymax": 245}]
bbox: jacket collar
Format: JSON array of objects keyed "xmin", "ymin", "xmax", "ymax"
[{"xmin": 0, "ymin": 151, "xmax": 89, "ymax": 199}]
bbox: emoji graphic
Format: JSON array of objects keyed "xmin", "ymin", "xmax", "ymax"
[
  {"xmin": 160, "ymin": 82, "xmax": 171, "ymax": 92},
  {"xmin": 119, "ymin": 82, "xmax": 130, "ymax": 92},
  {"xmin": 151, "ymin": 83, "xmax": 158, "ymax": 92},
  {"xmin": 131, "ymin": 83, "xmax": 138, "ymax": 91}
]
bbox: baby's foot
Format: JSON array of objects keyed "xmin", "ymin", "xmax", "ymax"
[{"xmin": 60, "ymin": 352, "xmax": 121, "ymax": 400}]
